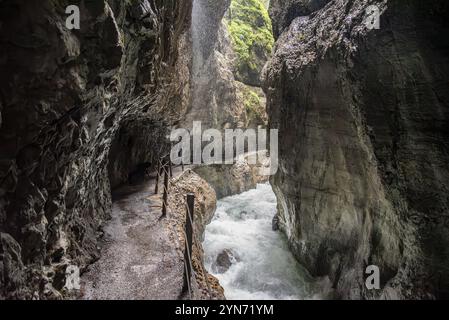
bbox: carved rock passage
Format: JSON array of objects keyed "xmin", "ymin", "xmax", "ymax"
[
  {"xmin": 265, "ymin": 0, "xmax": 449, "ymax": 299},
  {"xmin": 0, "ymin": 0, "xmax": 191, "ymax": 299}
]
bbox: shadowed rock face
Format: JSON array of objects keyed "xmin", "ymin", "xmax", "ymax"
[
  {"xmin": 265, "ymin": 0, "xmax": 449, "ymax": 299},
  {"xmin": 269, "ymin": 0, "xmax": 331, "ymax": 38},
  {"xmin": 0, "ymin": 0, "xmax": 192, "ymax": 299}
]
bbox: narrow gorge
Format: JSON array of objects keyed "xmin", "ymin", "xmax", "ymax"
[{"xmin": 1, "ymin": 0, "xmax": 449, "ymax": 301}]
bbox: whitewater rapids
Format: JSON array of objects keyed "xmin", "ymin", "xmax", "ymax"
[{"xmin": 203, "ymin": 184, "xmax": 319, "ymax": 300}]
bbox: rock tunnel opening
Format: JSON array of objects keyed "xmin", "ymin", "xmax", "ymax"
[{"xmin": 107, "ymin": 118, "xmax": 169, "ymax": 191}]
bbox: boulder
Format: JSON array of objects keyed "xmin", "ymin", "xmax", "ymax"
[{"xmin": 212, "ymin": 249, "xmax": 240, "ymax": 274}]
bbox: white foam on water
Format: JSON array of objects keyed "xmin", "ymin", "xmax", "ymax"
[{"xmin": 203, "ymin": 184, "xmax": 317, "ymax": 300}]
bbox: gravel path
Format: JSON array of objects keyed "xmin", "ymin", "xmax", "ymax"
[{"xmin": 81, "ymin": 170, "xmax": 185, "ymax": 300}]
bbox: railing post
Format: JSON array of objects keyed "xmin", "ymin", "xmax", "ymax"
[
  {"xmin": 155, "ymin": 160, "xmax": 161, "ymax": 194},
  {"xmin": 161, "ymin": 168, "xmax": 169, "ymax": 218},
  {"xmin": 183, "ymin": 193, "xmax": 195, "ymax": 294}
]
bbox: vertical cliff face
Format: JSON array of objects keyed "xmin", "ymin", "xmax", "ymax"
[
  {"xmin": 0, "ymin": 0, "xmax": 191, "ymax": 299},
  {"xmin": 183, "ymin": 0, "xmax": 242, "ymax": 129},
  {"xmin": 265, "ymin": 0, "xmax": 449, "ymax": 299},
  {"xmin": 182, "ymin": 0, "xmax": 269, "ymax": 130}
]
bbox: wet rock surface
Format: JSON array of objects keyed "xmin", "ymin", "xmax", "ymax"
[
  {"xmin": 81, "ymin": 168, "xmax": 222, "ymax": 300},
  {"xmin": 194, "ymin": 152, "xmax": 270, "ymax": 200},
  {"xmin": 81, "ymin": 179, "xmax": 185, "ymax": 300},
  {"xmin": 167, "ymin": 170, "xmax": 225, "ymax": 300},
  {"xmin": 0, "ymin": 0, "xmax": 240, "ymax": 301},
  {"xmin": 182, "ymin": 0, "xmax": 269, "ymax": 130},
  {"xmin": 265, "ymin": 0, "xmax": 449, "ymax": 299},
  {"xmin": 212, "ymin": 249, "xmax": 240, "ymax": 274},
  {"xmin": 0, "ymin": 0, "xmax": 191, "ymax": 299},
  {"xmin": 194, "ymin": 161, "xmax": 257, "ymax": 200},
  {"xmin": 183, "ymin": 19, "xmax": 247, "ymax": 129}
]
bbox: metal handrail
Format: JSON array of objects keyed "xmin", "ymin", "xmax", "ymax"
[{"xmin": 154, "ymin": 155, "xmax": 214, "ymax": 300}]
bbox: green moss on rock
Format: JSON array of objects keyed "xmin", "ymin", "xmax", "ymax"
[
  {"xmin": 226, "ymin": 0, "xmax": 274, "ymax": 86},
  {"xmin": 237, "ymin": 83, "xmax": 267, "ymax": 127}
]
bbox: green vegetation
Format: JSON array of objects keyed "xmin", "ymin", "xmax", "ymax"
[
  {"xmin": 241, "ymin": 85, "xmax": 267, "ymax": 127},
  {"xmin": 244, "ymin": 89, "xmax": 261, "ymax": 113},
  {"xmin": 226, "ymin": 0, "xmax": 274, "ymax": 85}
]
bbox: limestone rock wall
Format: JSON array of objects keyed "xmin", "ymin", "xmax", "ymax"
[
  {"xmin": 269, "ymin": 0, "xmax": 331, "ymax": 37},
  {"xmin": 194, "ymin": 161, "xmax": 257, "ymax": 200},
  {"xmin": 167, "ymin": 170, "xmax": 225, "ymax": 300},
  {"xmin": 194, "ymin": 152, "xmax": 270, "ymax": 199},
  {"xmin": 183, "ymin": 0, "xmax": 245, "ymax": 129},
  {"xmin": 0, "ymin": 0, "xmax": 192, "ymax": 299},
  {"xmin": 182, "ymin": 0, "xmax": 268, "ymax": 130},
  {"xmin": 266, "ymin": 0, "xmax": 449, "ymax": 299}
]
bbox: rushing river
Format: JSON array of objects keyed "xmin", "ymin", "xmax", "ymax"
[{"xmin": 203, "ymin": 184, "xmax": 319, "ymax": 300}]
